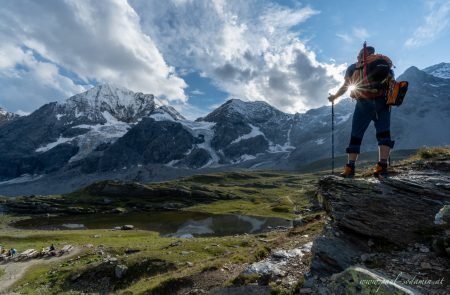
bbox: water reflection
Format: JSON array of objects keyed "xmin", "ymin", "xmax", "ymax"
[{"xmin": 13, "ymin": 211, "xmax": 292, "ymax": 237}]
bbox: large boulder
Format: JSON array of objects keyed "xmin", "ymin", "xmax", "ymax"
[{"xmin": 309, "ymin": 154, "xmax": 450, "ymax": 294}]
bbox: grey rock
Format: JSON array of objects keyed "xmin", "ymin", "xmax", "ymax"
[
  {"xmin": 435, "ymin": 205, "xmax": 450, "ymax": 225},
  {"xmin": 317, "ymin": 174, "xmax": 449, "ymax": 246},
  {"xmin": 115, "ymin": 264, "xmax": 128, "ymax": 279},
  {"xmin": 328, "ymin": 266, "xmax": 420, "ymax": 295},
  {"xmin": 311, "ymin": 235, "xmax": 362, "ymax": 276},
  {"xmin": 293, "ymin": 218, "xmax": 304, "ymax": 228}
]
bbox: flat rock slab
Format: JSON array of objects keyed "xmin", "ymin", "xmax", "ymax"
[{"xmin": 318, "ymin": 171, "xmax": 450, "ymax": 245}]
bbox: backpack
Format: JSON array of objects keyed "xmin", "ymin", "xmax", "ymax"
[
  {"xmin": 349, "ymin": 50, "xmax": 393, "ymax": 99},
  {"xmin": 386, "ymin": 80, "xmax": 408, "ymax": 106}
]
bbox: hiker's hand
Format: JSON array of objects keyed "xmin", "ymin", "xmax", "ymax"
[{"xmin": 328, "ymin": 94, "xmax": 336, "ymax": 102}]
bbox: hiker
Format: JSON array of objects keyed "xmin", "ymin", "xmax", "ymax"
[
  {"xmin": 8, "ymin": 248, "xmax": 16, "ymax": 257},
  {"xmin": 328, "ymin": 44, "xmax": 395, "ymax": 178}
]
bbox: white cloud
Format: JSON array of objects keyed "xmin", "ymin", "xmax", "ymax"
[
  {"xmin": 0, "ymin": 44, "xmax": 87, "ymax": 111},
  {"xmin": 336, "ymin": 27, "xmax": 370, "ymax": 44},
  {"xmin": 0, "ymin": 0, "xmax": 187, "ymax": 112},
  {"xmin": 190, "ymin": 89, "xmax": 205, "ymax": 95},
  {"xmin": 352, "ymin": 27, "xmax": 370, "ymax": 40},
  {"xmin": 336, "ymin": 33, "xmax": 353, "ymax": 44},
  {"xmin": 405, "ymin": 0, "xmax": 450, "ymax": 48},
  {"xmin": 130, "ymin": 0, "xmax": 343, "ymax": 113}
]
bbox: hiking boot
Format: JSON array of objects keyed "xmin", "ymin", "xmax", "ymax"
[
  {"xmin": 340, "ymin": 164, "xmax": 355, "ymax": 178},
  {"xmin": 373, "ymin": 162, "xmax": 388, "ymax": 178}
]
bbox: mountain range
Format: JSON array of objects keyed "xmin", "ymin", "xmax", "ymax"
[{"xmin": 0, "ymin": 63, "xmax": 449, "ymax": 195}]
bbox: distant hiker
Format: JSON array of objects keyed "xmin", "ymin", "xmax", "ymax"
[
  {"xmin": 328, "ymin": 43, "xmax": 395, "ymax": 178},
  {"xmin": 8, "ymin": 248, "xmax": 16, "ymax": 257}
]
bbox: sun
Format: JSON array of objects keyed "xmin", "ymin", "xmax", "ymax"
[{"xmin": 348, "ymin": 84, "xmax": 357, "ymax": 92}]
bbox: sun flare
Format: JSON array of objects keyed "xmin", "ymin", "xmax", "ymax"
[{"xmin": 348, "ymin": 84, "xmax": 357, "ymax": 92}]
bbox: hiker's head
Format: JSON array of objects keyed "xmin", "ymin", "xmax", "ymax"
[{"xmin": 357, "ymin": 46, "xmax": 375, "ymax": 61}]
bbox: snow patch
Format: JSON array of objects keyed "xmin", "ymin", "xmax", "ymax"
[
  {"xmin": 231, "ymin": 124, "xmax": 264, "ymax": 144},
  {"xmin": 176, "ymin": 120, "xmax": 220, "ymax": 167},
  {"xmin": 315, "ymin": 138, "xmax": 325, "ymax": 145},
  {"xmin": 150, "ymin": 112, "xmax": 176, "ymax": 122},
  {"xmin": 337, "ymin": 113, "xmax": 351, "ymax": 124},
  {"xmin": 232, "ymin": 154, "xmax": 257, "ymax": 164},
  {"xmin": 0, "ymin": 174, "xmax": 44, "ymax": 185},
  {"xmin": 35, "ymin": 136, "xmax": 74, "ymax": 153}
]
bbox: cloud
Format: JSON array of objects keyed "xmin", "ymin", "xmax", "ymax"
[
  {"xmin": 130, "ymin": 0, "xmax": 342, "ymax": 113},
  {"xmin": 405, "ymin": 0, "xmax": 450, "ymax": 48},
  {"xmin": 336, "ymin": 33, "xmax": 353, "ymax": 44},
  {"xmin": 352, "ymin": 27, "xmax": 370, "ymax": 40},
  {"xmin": 336, "ymin": 27, "xmax": 370, "ymax": 44},
  {"xmin": 0, "ymin": 44, "xmax": 87, "ymax": 111},
  {"xmin": 0, "ymin": 0, "xmax": 187, "ymax": 112},
  {"xmin": 190, "ymin": 89, "xmax": 205, "ymax": 95}
]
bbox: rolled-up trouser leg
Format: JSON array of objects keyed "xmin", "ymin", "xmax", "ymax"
[
  {"xmin": 346, "ymin": 100, "xmax": 372, "ymax": 154},
  {"xmin": 374, "ymin": 99, "xmax": 395, "ymax": 148}
]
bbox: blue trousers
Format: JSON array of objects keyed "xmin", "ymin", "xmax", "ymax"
[{"xmin": 346, "ymin": 97, "xmax": 395, "ymax": 154}]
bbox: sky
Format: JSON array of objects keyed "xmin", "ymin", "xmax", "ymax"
[{"xmin": 0, "ymin": 0, "xmax": 449, "ymax": 119}]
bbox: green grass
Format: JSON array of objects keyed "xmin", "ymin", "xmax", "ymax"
[
  {"xmin": 182, "ymin": 172, "xmax": 318, "ymax": 219},
  {"xmin": 4, "ymin": 171, "xmax": 319, "ymax": 220},
  {"xmin": 3, "ymin": 228, "xmax": 287, "ymax": 294},
  {"xmin": 416, "ymin": 146, "xmax": 450, "ymax": 160}
]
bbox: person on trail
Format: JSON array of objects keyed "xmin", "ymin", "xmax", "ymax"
[{"xmin": 328, "ymin": 44, "xmax": 395, "ymax": 178}]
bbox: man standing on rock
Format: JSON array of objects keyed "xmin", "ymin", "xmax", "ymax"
[{"xmin": 328, "ymin": 44, "xmax": 395, "ymax": 178}]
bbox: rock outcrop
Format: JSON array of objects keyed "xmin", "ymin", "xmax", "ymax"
[{"xmin": 309, "ymin": 152, "xmax": 450, "ymax": 294}]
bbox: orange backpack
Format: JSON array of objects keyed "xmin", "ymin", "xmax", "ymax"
[
  {"xmin": 386, "ymin": 80, "xmax": 409, "ymax": 106},
  {"xmin": 349, "ymin": 53, "xmax": 393, "ymax": 99}
]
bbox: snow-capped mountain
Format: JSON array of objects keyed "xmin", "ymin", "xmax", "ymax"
[
  {"xmin": 0, "ymin": 84, "xmax": 183, "ymax": 181},
  {"xmin": 0, "ymin": 107, "xmax": 18, "ymax": 125},
  {"xmin": 0, "ymin": 63, "xmax": 449, "ymax": 195},
  {"xmin": 423, "ymin": 62, "xmax": 450, "ymax": 79},
  {"xmin": 198, "ymin": 99, "xmax": 295, "ymax": 164}
]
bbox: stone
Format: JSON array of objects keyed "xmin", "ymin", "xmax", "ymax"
[
  {"xmin": 434, "ymin": 205, "xmax": 450, "ymax": 225},
  {"xmin": 311, "ymin": 235, "xmax": 362, "ymax": 276},
  {"xmin": 420, "ymin": 262, "xmax": 431, "ymax": 269},
  {"xmin": 115, "ymin": 264, "xmax": 128, "ymax": 279},
  {"xmin": 121, "ymin": 225, "xmax": 134, "ymax": 230},
  {"xmin": 419, "ymin": 246, "xmax": 430, "ymax": 253},
  {"xmin": 318, "ymin": 174, "xmax": 449, "ymax": 246},
  {"xmin": 293, "ymin": 218, "xmax": 304, "ymax": 228},
  {"xmin": 328, "ymin": 266, "xmax": 419, "ymax": 294},
  {"xmin": 360, "ymin": 253, "xmax": 374, "ymax": 263}
]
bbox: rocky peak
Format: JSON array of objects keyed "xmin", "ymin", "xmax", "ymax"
[
  {"xmin": 0, "ymin": 107, "xmax": 18, "ymax": 124},
  {"xmin": 423, "ymin": 62, "xmax": 450, "ymax": 79},
  {"xmin": 60, "ymin": 84, "xmax": 158, "ymax": 124},
  {"xmin": 200, "ymin": 98, "xmax": 290, "ymax": 123}
]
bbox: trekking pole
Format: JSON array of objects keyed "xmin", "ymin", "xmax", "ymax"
[{"xmin": 331, "ymin": 98, "xmax": 335, "ymax": 175}]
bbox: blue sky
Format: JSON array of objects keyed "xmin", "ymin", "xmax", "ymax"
[{"xmin": 0, "ymin": 0, "xmax": 449, "ymax": 119}]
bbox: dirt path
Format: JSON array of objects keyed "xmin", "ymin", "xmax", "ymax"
[{"xmin": 0, "ymin": 247, "xmax": 82, "ymax": 293}]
